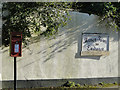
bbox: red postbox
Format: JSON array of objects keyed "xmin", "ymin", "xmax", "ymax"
[{"xmin": 10, "ymin": 32, "xmax": 22, "ymax": 57}]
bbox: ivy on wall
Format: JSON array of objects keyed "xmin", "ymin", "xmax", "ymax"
[
  {"xmin": 73, "ymin": 2, "xmax": 120, "ymax": 29},
  {"xmin": 2, "ymin": 2, "xmax": 72, "ymax": 46},
  {"xmin": 2, "ymin": 2, "xmax": 120, "ymax": 46}
]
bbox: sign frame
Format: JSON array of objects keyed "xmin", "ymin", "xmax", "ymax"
[{"xmin": 81, "ymin": 33, "xmax": 109, "ymax": 56}]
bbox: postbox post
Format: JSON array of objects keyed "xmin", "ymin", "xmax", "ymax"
[
  {"xmin": 14, "ymin": 57, "xmax": 16, "ymax": 90},
  {"xmin": 10, "ymin": 32, "xmax": 22, "ymax": 90}
]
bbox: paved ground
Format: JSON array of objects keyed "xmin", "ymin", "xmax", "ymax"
[{"xmin": 1, "ymin": 85, "xmax": 120, "ymax": 90}]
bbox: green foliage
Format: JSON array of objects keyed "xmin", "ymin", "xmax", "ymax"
[
  {"xmin": 62, "ymin": 81, "xmax": 98, "ymax": 88},
  {"xmin": 73, "ymin": 2, "xmax": 120, "ymax": 30},
  {"xmin": 2, "ymin": 2, "xmax": 72, "ymax": 46},
  {"xmin": 62, "ymin": 81, "xmax": 118, "ymax": 88},
  {"xmin": 76, "ymin": 84, "xmax": 81, "ymax": 87},
  {"xmin": 113, "ymin": 82, "xmax": 118, "ymax": 85},
  {"xmin": 99, "ymin": 82, "xmax": 104, "ymax": 85},
  {"xmin": 2, "ymin": 2, "xmax": 120, "ymax": 46},
  {"xmin": 72, "ymin": 2, "xmax": 106, "ymax": 16},
  {"xmin": 98, "ymin": 82, "xmax": 118, "ymax": 88},
  {"xmin": 62, "ymin": 81, "xmax": 75, "ymax": 87}
]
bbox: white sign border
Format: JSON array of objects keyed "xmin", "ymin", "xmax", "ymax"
[{"xmin": 81, "ymin": 33, "xmax": 109, "ymax": 56}]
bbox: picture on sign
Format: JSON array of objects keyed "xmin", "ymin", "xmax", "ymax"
[
  {"xmin": 82, "ymin": 33, "xmax": 109, "ymax": 52},
  {"xmin": 14, "ymin": 44, "xmax": 19, "ymax": 53}
]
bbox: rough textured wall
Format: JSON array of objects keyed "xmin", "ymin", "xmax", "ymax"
[
  {"xmin": 2, "ymin": 11, "xmax": 118, "ymax": 81},
  {"xmin": 117, "ymin": 9, "xmax": 120, "ymax": 84},
  {"xmin": 0, "ymin": 2, "xmax": 2, "ymax": 88}
]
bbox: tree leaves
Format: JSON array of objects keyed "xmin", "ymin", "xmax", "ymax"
[
  {"xmin": 2, "ymin": 2, "xmax": 72, "ymax": 46},
  {"xmin": 2, "ymin": 2, "xmax": 120, "ymax": 46},
  {"xmin": 73, "ymin": 2, "xmax": 120, "ymax": 30}
]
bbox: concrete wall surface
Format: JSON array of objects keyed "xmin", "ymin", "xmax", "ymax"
[
  {"xmin": 0, "ymin": 2, "xmax": 2, "ymax": 89},
  {"xmin": 2, "ymin": 11, "xmax": 118, "ymax": 82}
]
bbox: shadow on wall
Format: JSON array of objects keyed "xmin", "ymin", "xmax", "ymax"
[
  {"xmin": 22, "ymin": 12, "xmax": 117, "ymax": 65},
  {"xmin": 3, "ymin": 12, "xmax": 118, "ymax": 66},
  {"xmin": 0, "ymin": 29, "xmax": 1, "ymax": 47}
]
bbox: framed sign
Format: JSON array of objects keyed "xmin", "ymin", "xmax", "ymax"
[{"xmin": 81, "ymin": 33, "xmax": 109, "ymax": 56}]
